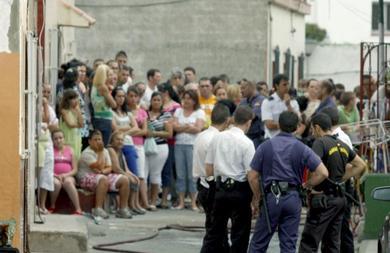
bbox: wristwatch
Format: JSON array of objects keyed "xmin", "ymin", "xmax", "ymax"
[{"xmin": 206, "ymin": 176, "xmax": 215, "ymax": 182}]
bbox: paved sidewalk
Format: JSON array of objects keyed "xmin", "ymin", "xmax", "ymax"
[
  {"xmin": 87, "ymin": 209, "xmax": 286, "ymax": 253},
  {"xmin": 29, "ymin": 208, "xmax": 370, "ymax": 253}
]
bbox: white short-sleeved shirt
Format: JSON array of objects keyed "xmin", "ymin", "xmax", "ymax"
[
  {"xmin": 140, "ymin": 84, "xmax": 158, "ymax": 109},
  {"xmin": 205, "ymin": 127, "xmax": 255, "ymax": 182},
  {"xmin": 332, "ymin": 127, "xmax": 353, "ymax": 150},
  {"xmin": 174, "ymin": 108, "xmax": 206, "ymax": 145},
  {"xmin": 261, "ymin": 93, "xmax": 300, "ymax": 139},
  {"xmin": 193, "ymin": 126, "xmax": 219, "ymax": 188},
  {"xmin": 77, "ymin": 147, "xmax": 111, "ymax": 179}
]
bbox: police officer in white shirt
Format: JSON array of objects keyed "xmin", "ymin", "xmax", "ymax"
[
  {"xmin": 201, "ymin": 106, "xmax": 255, "ymax": 253},
  {"xmin": 261, "ymin": 74, "xmax": 300, "ymax": 139},
  {"xmin": 193, "ymin": 104, "xmax": 231, "ymax": 249}
]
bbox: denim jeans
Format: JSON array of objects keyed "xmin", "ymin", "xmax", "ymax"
[
  {"xmin": 161, "ymin": 144, "xmax": 175, "ymax": 188},
  {"xmin": 122, "ymin": 145, "xmax": 138, "ymax": 176},
  {"xmin": 175, "ymin": 144, "xmax": 196, "ymax": 193},
  {"xmin": 92, "ymin": 118, "xmax": 112, "ymax": 146}
]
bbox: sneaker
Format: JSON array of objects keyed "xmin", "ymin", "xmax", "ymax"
[
  {"xmin": 132, "ymin": 208, "xmax": 146, "ymax": 215},
  {"xmin": 109, "ymin": 205, "xmax": 117, "ymax": 214},
  {"xmin": 92, "ymin": 208, "xmax": 109, "ymax": 219},
  {"xmin": 130, "ymin": 209, "xmax": 139, "ymax": 215},
  {"xmin": 115, "ymin": 208, "xmax": 133, "ymax": 219}
]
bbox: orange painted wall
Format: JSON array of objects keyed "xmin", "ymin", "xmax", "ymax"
[{"xmin": 0, "ymin": 53, "xmax": 22, "ymax": 248}]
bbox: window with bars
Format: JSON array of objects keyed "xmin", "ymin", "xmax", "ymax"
[{"xmin": 372, "ymin": 2, "xmax": 390, "ymax": 32}]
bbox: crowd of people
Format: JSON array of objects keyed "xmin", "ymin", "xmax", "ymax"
[{"xmin": 36, "ymin": 49, "xmax": 388, "ymax": 252}]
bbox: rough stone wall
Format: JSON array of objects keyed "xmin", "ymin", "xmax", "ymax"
[{"xmin": 75, "ymin": 0, "xmax": 268, "ymax": 83}]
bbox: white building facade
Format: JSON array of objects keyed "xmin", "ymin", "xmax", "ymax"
[
  {"xmin": 306, "ymin": 0, "xmax": 390, "ymax": 44},
  {"xmin": 305, "ymin": 0, "xmax": 390, "ymax": 90},
  {"xmin": 269, "ymin": 1, "xmax": 308, "ymax": 87}
]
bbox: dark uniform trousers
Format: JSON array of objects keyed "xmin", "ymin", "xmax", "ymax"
[
  {"xmin": 249, "ymin": 191, "xmax": 302, "ymax": 253},
  {"xmin": 197, "ymin": 180, "xmax": 229, "ymax": 251},
  {"xmin": 339, "ymin": 180, "xmax": 355, "ymax": 253},
  {"xmin": 197, "ymin": 180, "xmax": 213, "ymax": 230},
  {"xmin": 299, "ymin": 196, "xmax": 346, "ymax": 253},
  {"xmin": 200, "ymin": 181, "xmax": 252, "ymax": 253}
]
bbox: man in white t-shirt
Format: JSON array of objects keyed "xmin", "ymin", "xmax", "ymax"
[{"xmin": 140, "ymin": 69, "xmax": 161, "ymax": 109}]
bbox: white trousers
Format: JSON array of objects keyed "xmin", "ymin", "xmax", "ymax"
[
  {"xmin": 144, "ymin": 144, "xmax": 169, "ymax": 185},
  {"xmin": 135, "ymin": 145, "xmax": 145, "ymax": 179}
]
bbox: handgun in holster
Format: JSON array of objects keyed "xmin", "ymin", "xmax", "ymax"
[{"xmin": 220, "ymin": 178, "xmax": 235, "ymax": 191}]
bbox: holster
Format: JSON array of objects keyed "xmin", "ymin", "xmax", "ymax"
[
  {"xmin": 310, "ymin": 193, "xmax": 328, "ymax": 209},
  {"xmin": 206, "ymin": 181, "xmax": 216, "ymax": 211},
  {"xmin": 298, "ymin": 185, "xmax": 308, "ymax": 207},
  {"xmin": 216, "ymin": 176, "xmax": 236, "ymax": 192}
]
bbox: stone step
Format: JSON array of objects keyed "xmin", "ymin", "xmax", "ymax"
[{"xmin": 29, "ymin": 214, "xmax": 88, "ymax": 253}]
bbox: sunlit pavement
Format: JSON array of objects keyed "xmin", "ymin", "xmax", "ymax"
[{"xmin": 88, "ymin": 209, "xmax": 292, "ymax": 253}]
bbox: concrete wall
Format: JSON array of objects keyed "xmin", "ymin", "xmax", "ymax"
[
  {"xmin": 0, "ymin": 0, "xmax": 13, "ymax": 52},
  {"xmin": 75, "ymin": 0, "xmax": 268, "ymax": 83},
  {"xmin": 271, "ymin": 3, "xmax": 306, "ymax": 86},
  {"xmin": 305, "ymin": 43, "xmax": 360, "ymax": 91}
]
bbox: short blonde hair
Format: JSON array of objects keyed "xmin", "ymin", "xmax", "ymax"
[
  {"xmin": 213, "ymin": 83, "xmax": 226, "ymax": 95},
  {"xmin": 185, "ymin": 82, "xmax": 199, "ymax": 91},
  {"xmin": 93, "ymin": 64, "xmax": 110, "ymax": 88},
  {"xmin": 227, "ymin": 84, "xmax": 241, "ymax": 101}
]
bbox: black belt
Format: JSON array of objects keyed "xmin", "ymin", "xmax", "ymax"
[
  {"xmin": 216, "ymin": 177, "xmax": 249, "ymax": 191},
  {"xmin": 264, "ymin": 182, "xmax": 298, "ymax": 195},
  {"xmin": 264, "ymin": 186, "xmax": 297, "ymax": 194}
]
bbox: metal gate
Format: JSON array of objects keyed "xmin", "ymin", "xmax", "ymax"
[
  {"xmin": 357, "ymin": 42, "xmax": 390, "ymax": 173},
  {"xmin": 360, "ymin": 42, "xmax": 390, "ymax": 120}
]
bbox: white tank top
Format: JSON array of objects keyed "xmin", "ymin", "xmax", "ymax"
[{"xmin": 113, "ymin": 111, "xmax": 135, "ymax": 146}]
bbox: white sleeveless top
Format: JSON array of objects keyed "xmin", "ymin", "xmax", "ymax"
[{"xmin": 113, "ymin": 111, "xmax": 135, "ymax": 146}]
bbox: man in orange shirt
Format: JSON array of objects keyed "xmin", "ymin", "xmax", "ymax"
[{"xmin": 199, "ymin": 77, "xmax": 217, "ymax": 127}]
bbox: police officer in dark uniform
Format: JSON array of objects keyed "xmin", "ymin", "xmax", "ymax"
[
  {"xmin": 240, "ymin": 79, "xmax": 265, "ymax": 148},
  {"xmin": 248, "ymin": 111, "xmax": 329, "ymax": 253},
  {"xmin": 299, "ymin": 113, "xmax": 366, "ymax": 253},
  {"xmin": 321, "ymin": 107, "xmax": 356, "ymax": 253}
]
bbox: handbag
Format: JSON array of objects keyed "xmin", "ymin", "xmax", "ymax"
[
  {"xmin": 144, "ymin": 115, "xmax": 159, "ymax": 156},
  {"xmin": 144, "ymin": 137, "xmax": 158, "ymax": 156}
]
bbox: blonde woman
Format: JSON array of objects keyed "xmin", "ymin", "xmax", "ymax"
[
  {"xmin": 227, "ymin": 84, "xmax": 242, "ymax": 105},
  {"xmin": 91, "ymin": 64, "xmax": 117, "ymax": 146}
]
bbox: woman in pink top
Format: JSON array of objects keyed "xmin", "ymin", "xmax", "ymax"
[
  {"xmin": 49, "ymin": 129, "xmax": 82, "ymax": 215},
  {"xmin": 127, "ymin": 87, "xmax": 152, "ymax": 210}
]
